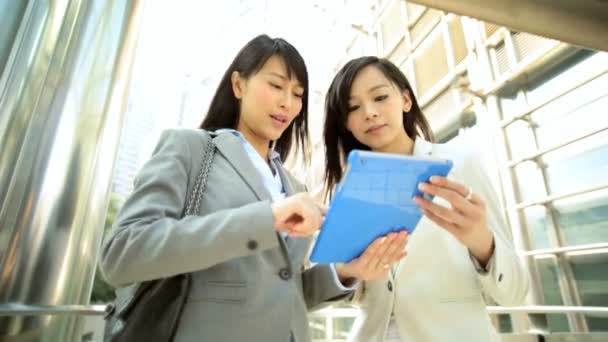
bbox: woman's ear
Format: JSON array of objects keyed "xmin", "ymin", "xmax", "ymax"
[
  {"xmin": 402, "ymin": 90, "xmax": 413, "ymax": 113},
  {"xmin": 231, "ymin": 71, "xmax": 243, "ymax": 99}
]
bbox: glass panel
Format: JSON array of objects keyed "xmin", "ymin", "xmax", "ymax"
[
  {"xmin": 545, "ymin": 314, "xmax": 570, "ymax": 332},
  {"xmin": 380, "ymin": 0, "xmax": 405, "ymax": 54},
  {"xmin": 406, "ymin": 2, "xmax": 425, "ymax": 25},
  {"xmin": 332, "ymin": 317, "xmax": 356, "ymax": 339},
  {"xmin": 497, "ymin": 89, "xmax": 526, "ymax": 120},
  {"xmin": 309, "ymin": 317, "xmax": 326, "ymax": 339},
  {"xmin": 448, "ymin": 16, "xmax": 468, "ymax": 65},
  {"xmin": 569, "ymin": 252, "xmax": 608, "ymax": 331},
  {"xmin": 388, "ymin": 37, "xmax": 408, "ymax": 64},
  {"xmin": 513, "ymin": 161, "xmax": 546, "ymax": 203},
  {"xmin": 413, "ymin": 31, "xmax": 448, "ymax": 96},
  {"xmin": 422, "ymin": 89, "xmax": 459, "ymax": 141},
  {"xmin": 410, "ymin": 9, "xmax": 441, "ymax": 44},
  {"xmin": 531, "ymin": 73, "xmax": 608, "ymax": 150},
  {"xmin": 497, "ymin": 314, "xmax": 513, "ymax": 333},
  {"xmin": 555, "ymin": 189, "xmax": 608, "ymax": 247},
  {"xmin": 505, "ymin": 120, "xmax": 537, "ymax": 161},
  {"xmin": 524, "ymin": 205, "xmax": 551, "ymax": 250},
  {"xmin": 537, "ymin": 257, "xmax": 570, "ymax": 332},
  {"xmin": 525, "ymin": 50, "xmax": 605, "ymax": 109},
  {"xmin": 542, "ymin": 131, "xmax": 608, "ymax": 195}
]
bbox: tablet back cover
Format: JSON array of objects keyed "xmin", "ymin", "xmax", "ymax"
[{"xmin": 310, "ymin": 150, "xmax": 453, "ymax": 263}]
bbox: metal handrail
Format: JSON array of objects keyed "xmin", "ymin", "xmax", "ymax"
[
  {"xmin": 486, "ymin": 305, "xmax": 608, "ymax": 317},
  {"xmin": 499, "ymin": 69, "xmax": 608, "ymax": 128},
  {"xmin": 521, "ymin": 242, "xmax": 608, "ymax": 257},
  {"xmin": 4, "ymin": 303, "xmax": 608, "ymax": 319},
  {"xmin": 310, "ymin": 305, "xmax": 608, "ymax": 318},
  {"xmin": 506, "ymin": 125, "xmax": 608, "ymax": 168},
  {"xmin": 512, "ymin": 183, "xmax": 608, "ymax": 210},
  {"xmin": 0, "ymin": 303, "xmax": 109, "ymax": 316}
]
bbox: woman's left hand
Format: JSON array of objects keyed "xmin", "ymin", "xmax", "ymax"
[
  {"xmin": 413, "ymin": 176, "xmax": 494, "ymax": 266},
  {"xmin": 335, "ymin": 231, "xmax": 408, "ymax": 282}
]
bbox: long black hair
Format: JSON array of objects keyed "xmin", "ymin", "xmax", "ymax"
[
  {"xmin": 323, "ymin": 56, "xmax": 433, "ymax": 198},
  {"xmin": 200, "ymin": 34, "xmax": 309, "ymax": 161}
]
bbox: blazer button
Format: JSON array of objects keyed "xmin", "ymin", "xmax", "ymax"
[
  {"xmin": 498, "ymin": 273, "xmax": 503, "ymax": 282},
  {"xmin": 387, "ymin": 281, "xmax": 393, "ymax": 292},
  {"xmin": 247, "ymin": 240, "xmax": 258, "ymax": 250},
  {"xmin": 279, "ymin": 268, "xmax": 291, "ymax": 280}
]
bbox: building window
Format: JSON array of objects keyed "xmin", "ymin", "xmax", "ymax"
[
  {"xmin": 413, "ymin": 29, "xmax": 449, "ymax": 96},
  {"xmin": 380, "ymin": 0, "xmax": 406, "ymax": 55},
  {"xmin": 447, "ymin": 16, "xmax": 468, "ymax": 65}
]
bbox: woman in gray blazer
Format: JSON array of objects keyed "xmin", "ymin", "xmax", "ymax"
[{"xmin": 100, "ymin": 36, "xmax": 407, "ymax": 341}]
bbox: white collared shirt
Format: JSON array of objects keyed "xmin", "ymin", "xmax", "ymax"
[{"xmin": 216, "ymin": 129, "xmax": 286, "ymax": 203}]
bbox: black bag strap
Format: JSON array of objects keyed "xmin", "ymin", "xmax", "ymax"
[
  {"xmin": 185, "ymin": 132, "xmax": 216, "ymax": 216},
  {"xmin": 107, "ymin": 131, "xmax": 216, "ymax": 318}
]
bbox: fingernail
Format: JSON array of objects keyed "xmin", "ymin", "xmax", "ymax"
[
  {"xmin": 418, "ymin": 183, "xmax": 425, "ymax": 191},
  {"xmin": 380, "ymin": 237, "xmax": 387, "ymax": 244},
  {"xmin": 430, "ymin": 176, "xmax": 440, "ymax": 182}
]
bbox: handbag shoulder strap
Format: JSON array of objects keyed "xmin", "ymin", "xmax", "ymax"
[
  {"xmin": 184, "ymin": 132, "xmax": 215, "ymax": 216},
  {"xmin": 106, "ymin": 131, "xmax": 215, "ymax": 321}
]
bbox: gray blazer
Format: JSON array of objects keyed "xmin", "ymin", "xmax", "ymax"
[{"xmin": 100, "ymin": 129, "xmax": 351, "ymax": 341}]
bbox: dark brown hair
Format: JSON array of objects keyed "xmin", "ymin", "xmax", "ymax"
[{"xmin": 200, "ymin": 34, "xmax": 309, "ymax": 161}]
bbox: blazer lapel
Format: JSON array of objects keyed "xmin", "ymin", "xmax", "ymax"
[
  {"xmin": 214, "ymin": 132, "xmax": 296, "ymax": 266},
  {"xmin": 274, "ymin": 160, "xmax": 297, "ymax": 196},
  {"xmin": 273, "ymin": 159, "xmax": 297, "ymax": 249},
  {"xmin": 273, "ymin": 158, "xmax": 313, "ymax": 259},
  {"xmin": 213, "ymin": 133, "xmax": 272, "ymax": 201}
]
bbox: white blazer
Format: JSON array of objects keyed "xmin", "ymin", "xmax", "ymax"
[{"xmin": 346, "ymin": 138, "xmax": 530, "ymax": 342}]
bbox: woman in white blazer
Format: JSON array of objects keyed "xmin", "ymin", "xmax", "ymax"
[{"xmin": 322, "ymin": 56, "xmax": 530, "ymax": 341}]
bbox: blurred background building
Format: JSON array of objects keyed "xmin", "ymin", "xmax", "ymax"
[{"xmin": 1, "ymin": 0, "xmax": 607, "ymax": 341}]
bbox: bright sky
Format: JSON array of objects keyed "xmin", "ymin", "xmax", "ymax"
[
  {"xmin": 123, "ymin": 0, "xmax": 368, "ymax": 162},
  {"xmin": 132, "ymin": 0, "xmax": 357, "ymax": 92}
]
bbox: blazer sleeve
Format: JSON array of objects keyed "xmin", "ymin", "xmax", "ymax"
[
  {"xmin": 301, "ymin": 264, "xmax": 354, "ymax": 311},
  {"xmin": 100, "ymin": 129, "xmax": 279, "ymax": 287},
  {"xmin": 463, "ymin": 151, "xmax": 530, "ymax": 306}
]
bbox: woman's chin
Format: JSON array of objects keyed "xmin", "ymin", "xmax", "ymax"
[
  {"xmin": 265, "ymin": 128, "xmax": 285, "ymax": 142},
  {"xmin": 362, "ymin": 138, "xmax": 387, "ymax": 152}
]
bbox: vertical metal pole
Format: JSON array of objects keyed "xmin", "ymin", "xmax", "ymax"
[{"xmin": 0, "ymin": 0, "xmax": 145, "ymax": 340}]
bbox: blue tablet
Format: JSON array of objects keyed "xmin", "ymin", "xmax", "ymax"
[{"xmin": 310, "ymin": 150, "xmax": 453, "ymax": 263}]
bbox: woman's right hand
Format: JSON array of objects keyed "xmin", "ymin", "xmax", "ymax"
[{"xmin": 272, "ymin": 192, "xmax": 326, "ymax": 238}]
